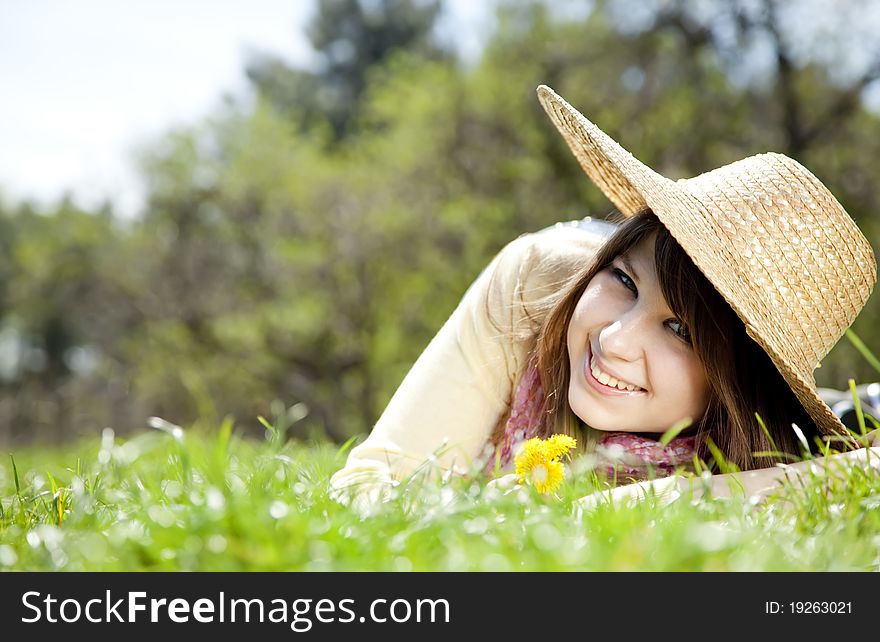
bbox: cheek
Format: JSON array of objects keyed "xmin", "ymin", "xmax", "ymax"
[
  {"xmin": 569, "ymin": 283, "xmax": 609, "ymax": 329},
  {"xmin": 567, "ymin": 291, "xmax": 608, "ymax": 359},
  {"xmin": 677, "ymin": 355, "xmax": 710, "ymax": 409},
  {"xmin": 651, "ymin": 348, "xmax": 703, "ymax": 388},
  {"xmin": 567, "ymin": 292, "xmax": 592, "ymax": 344}
]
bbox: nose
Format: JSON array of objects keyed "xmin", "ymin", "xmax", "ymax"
[{"xmin": 598, "ymin": 310, "xmax": 647, "ymax": 363}]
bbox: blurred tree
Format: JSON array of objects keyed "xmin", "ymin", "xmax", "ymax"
[
  {"xmin": 1, "ymin": 0, "xmax": 879, "ymax": 446},
  {"xmin": 246, "ymin": 0, "xmax": 449, "ymax": 139},
  {"xmin": 0, "ymin": 198, "xmax": 139, "ymax": 443}
]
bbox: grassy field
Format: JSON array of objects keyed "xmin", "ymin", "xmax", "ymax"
[{"xmin": 1, "ymin": 410, "xmax": 879, "ymax": 572}]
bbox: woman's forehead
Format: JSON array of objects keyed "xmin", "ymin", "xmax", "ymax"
[
  {"xmin": 614, "ymin": 235, "xmax": 678, "ymax": 315},
  {"xmin": 616, "ymin": 235, "xmax": 657, "ymax": 278}
]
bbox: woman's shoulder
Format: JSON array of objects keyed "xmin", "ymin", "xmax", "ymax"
[
  {"xmin": 506, "ymin": 217, "xmax": 615, "ymax": 279},
  {"xmin": 484, "ymin": 217, "xmax": 615, "ymax": 335},
  {"xmin": 535, "ymin": 216, "xmax": 619, "ymax": 240}
]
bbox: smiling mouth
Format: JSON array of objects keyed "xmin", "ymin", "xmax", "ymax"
[{"xmin": 585, "ymin": 346, "xmax": 647, "ymax": 396}]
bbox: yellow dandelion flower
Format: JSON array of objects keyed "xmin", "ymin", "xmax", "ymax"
[
  {"xmin": 543, "ymin": 434, "xmax": 577, "ymax": 460},
  {"xmin": 514, "ymin": 438, "xmax": 546, "ymax": 483},
  {"xmin": 528, "ymin": 458, "xmax": 565, "ymax": 494},
  {"xmin": 514, "ymin": 434, "xmax": 576, "ymax": 494}
]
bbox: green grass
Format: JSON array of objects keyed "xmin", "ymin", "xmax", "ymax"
[
  {"xmin": 2, "ymin": 329, "xmax": 880, "ymax": 572},
  {"xmin": 1, "ymin": 414, "xmax": 879, "ymax": 571}
]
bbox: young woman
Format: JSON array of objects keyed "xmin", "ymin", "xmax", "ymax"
[{"xmin": 329, "ymin": 85, "xmax": 878, "ymax": 509}]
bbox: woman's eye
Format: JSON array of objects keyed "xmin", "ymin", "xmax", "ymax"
[
  {"xmin": 612, "ymin": 268, "xmax": 636, "ymax": 294},
  {"xmin": 667, "ymin": 319, "xmax": 692, "ymax": 343}
]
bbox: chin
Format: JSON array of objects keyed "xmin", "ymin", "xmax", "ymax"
[
  {"xmin": 568, "ymin": 389, "xmax": 623, "ymax": 432},
  {"xmin": 578, "ymin": 417, "xmax": 628, "ymax": 432}
]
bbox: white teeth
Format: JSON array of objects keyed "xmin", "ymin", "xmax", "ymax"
[{"xmin": 590, "ymin": 356, "xmax": 640, "ymax": 391}]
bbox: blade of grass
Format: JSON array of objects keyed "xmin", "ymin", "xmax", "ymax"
[
  {"xmin": 659, "ymin": 416, "xmax": 692, "ymax": 446},
  {"xmin": 10, "ymin": 454, "xmax": 20, "ymax": 496},
  {"xmin": 752, "ymin": 451, "xmax": 801, "ymax": 463},
  {"xmin": 791, "ymin": 423, "xmax": 811, "ymax": 454},
  {"xmin": 755, "ymin": 412, "xmax": 779, "ymax": 453},
  {"xmin": 691, "ymin": 454, "xmax": 705, "ymax": 475},
  {"xmin": 845, "ymin": 328, "xmax": 880, "ymax": 374},
  {"xmin": 9, "ymin": 453, "xmax": 27, "ymax": 524},
  {"xmin": 37, "ymin": 492, "xmax": 51, "ymax": 522},
  {"xmin": 217, "ymin": 415, "xmax": 234, "ymax": 455},
  {"xmin": 258, "ymin": 415, "xmax": 277, "ymax": 444},
  {"xmin": 335, "ymin": 434, "xmax": 359, "ymax": 460},
  {"xmin": 704, "ymin": 437, "xmax": 739, "ymax": 475},
  {"xmin": 56, "ymin": 487, "xmax": 66, "ymax": 525},
  {"xmin": 848, "ymin": 378, "xmax": 867, "ymax": 437}
]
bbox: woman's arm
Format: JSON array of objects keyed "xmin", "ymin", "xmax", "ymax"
[
  {"xmin": 579, "ymin": 430, "xmax": 880, "ymax": 509},
  {"xmin": 329, "ymin": 234, "xmax": 531, "ymax": 506},
  {"xmin": 330, "ymin": 225, "xmax": 609, "ymax": 509},
  {"xmin": 688, "ymin": 440, "xmax": 880, "ymax": 501}
]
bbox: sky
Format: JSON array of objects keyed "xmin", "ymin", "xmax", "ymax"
[{"xmin": 0, "ymin": 0, "xmax": 492, "ymax": 218}]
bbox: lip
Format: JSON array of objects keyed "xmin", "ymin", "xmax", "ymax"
[{"xmin": 584, "ymin": 345, "xmax": 647, "ymax": 397}]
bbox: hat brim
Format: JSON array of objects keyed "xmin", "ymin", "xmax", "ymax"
[{"xmin": 536, "ymin": 84, "xmax": 853, "ymax": 445}]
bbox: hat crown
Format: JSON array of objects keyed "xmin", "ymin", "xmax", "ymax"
[{"xmin": 674, "ymin": 153, "xmax": 877, "ymax": 376}]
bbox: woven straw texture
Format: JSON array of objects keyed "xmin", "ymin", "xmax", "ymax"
[{"xmin": 537, "ymin": 84, "xmax": 877, "ymax": 441}]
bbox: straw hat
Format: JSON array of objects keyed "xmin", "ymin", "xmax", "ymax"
[{"xmin": 536, "ymin": 84, "xmax": 877, "ymax": 442}]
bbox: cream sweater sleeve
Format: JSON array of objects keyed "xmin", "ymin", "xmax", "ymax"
[{"xmin": 328, "ymin": 223, "xmax": 610, "ymax": 504}]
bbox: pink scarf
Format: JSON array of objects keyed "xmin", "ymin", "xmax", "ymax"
[{"xmin": 486, "ymin": 356, "xmax": 697, "ymax": 481}]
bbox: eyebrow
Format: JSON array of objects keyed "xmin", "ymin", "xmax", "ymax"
[{"xmin": 619, "ymin": 254, "xmax": 640, "ymax": 284}]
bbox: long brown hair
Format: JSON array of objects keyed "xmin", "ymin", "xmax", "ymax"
[{"xmin": 495, "ymin": 209, "xmax": 825, "ymax": 472}]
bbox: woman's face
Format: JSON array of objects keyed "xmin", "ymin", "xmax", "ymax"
[{"xmin": 566, "ymin": 233, "xmax": 709, "ymax": 434}]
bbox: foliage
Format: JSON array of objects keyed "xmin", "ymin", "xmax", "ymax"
[
  {"xmin": 0, "ymin": 0, "xmax": 879, "ymax": 446},
  {"xmin": 246, "ymin": 0, "xmax": 448, "ymax": 139}
]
